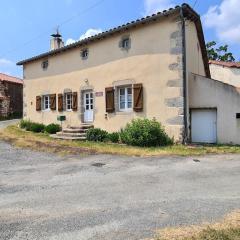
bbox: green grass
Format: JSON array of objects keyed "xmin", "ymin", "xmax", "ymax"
[{"xmin": 1, "ymin": 125, "xmax": 240, "ymax": 157}]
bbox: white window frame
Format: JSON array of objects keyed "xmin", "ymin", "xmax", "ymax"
[
  {"xmin": 118, "ymin": 86, "xmax": 132, "ymax": 112},
  {"xmin": 65, "ymin": 93, "xmax": 73, "ymax": 111},
  {"xmin": 42, "ymin": 95, "xmax": 50, "ymax": 111}
]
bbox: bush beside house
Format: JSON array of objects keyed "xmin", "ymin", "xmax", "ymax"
[
  {"xmin": 44, "ymin": 124, "xmax": 61, "ymax": 134},
  {"xmin": 20, "ymin": 120, "xmax": 61, "ymax": 134},
  {"xmin": 86, "ymin": 128, "xmax": 108, "ymax": 142},
  {"xmin": 120, "ymin": 119, "xmax": 173, "ymax": 147},
  {"xmin": 19, "ymin": 118, "xmax": 173, "ymax": 147},
  {"xmin": 86, "ymin": 119, "xmax": 173, "ymax": 147}
]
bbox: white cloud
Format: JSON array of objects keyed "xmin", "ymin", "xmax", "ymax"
[
  {"xmin": 203, "ymin": 0, "xmax": 240, "ymax": 44},
  {"xmin": 80, "ymin": 28, "xmax": 102, "ymax": 40},
  {"xmin": 0, "ymin": 58, "xmax": 13, "ymax": 66},
  {"xmin": 143, "ymin": 0, "xmax": 175, "ymax": 16},
  {"xmin": 66, "ymin": 28, "xmax": 103, "ymax": 45},
  {"xmin": 66, "ymin": 38, "xmax": 76, "ymax": 45}
]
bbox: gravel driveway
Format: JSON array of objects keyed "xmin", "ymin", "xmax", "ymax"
[
  {"xmin": 1, "ymin": 141, "xmax": 240, "ymax": 240},
  {"xmin": 0, "ymin": 119, "xmax": 20, "ymax": 129}
]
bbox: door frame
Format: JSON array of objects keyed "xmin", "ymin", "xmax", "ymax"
[
  {"xmin": 190, "ymin": 108, "xmax": 217, "ymax": 144},
  {"xmin": 82, "ymin": 90, "xmax": 94, "ymax": 123}
]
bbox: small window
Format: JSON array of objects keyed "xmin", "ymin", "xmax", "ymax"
[
  {"xmin": 65, "ymin": 93, "xmax": 73, "ymax": 111},
  {"xmin": 120, "ymin": 37, "xmax": 131, "ymax": 50},
  {"xmin": 119, "ymin": 86, "xmax": 132, "ymax": 111},
  {"xmin": 41, "ymin": 60, "xmax": 48, "ymax": 70},
  {"xmin": 122, "ymin": 38, "xmax": 130, "ymax": 49},
  {"xmin": 81, "ymin": 49, "xmax": 89, "ymax": 60},
  {"xmin": 43, "ymin": 95, "xmax": 50, "ymax": 110}
]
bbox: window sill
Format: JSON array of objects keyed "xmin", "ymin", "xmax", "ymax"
[
  {"xmin": 66, "ymin": 109, "xmax": 73, "ymax": 112},
  {"xmin": 42, "ymin": 109, "xmax": 51, "ymax": 112},
  {"xmin": 116, "ymin": 110, "xmax": 133, "ymax": 115}
]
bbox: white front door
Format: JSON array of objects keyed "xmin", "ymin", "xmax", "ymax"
[
  {"xmin": 84, "ymin": 91, "xmax": 94, "ymax": 123},
  {"xmin": 191, "ymin": 109, "xmax": 217, "ymax": 143}
]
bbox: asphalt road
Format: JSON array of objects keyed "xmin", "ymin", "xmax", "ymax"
[{"xmin": 0, "ymin": 141, "xmax": 240, "ymax": 240}]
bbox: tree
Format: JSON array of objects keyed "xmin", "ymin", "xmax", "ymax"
[{"xmin": 206, "ymin": 41, "xmax": 235, "ymax": 62}]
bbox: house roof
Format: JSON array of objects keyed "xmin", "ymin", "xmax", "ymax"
[
  {"xmin": 0, "ymin": 73, "xmax": 23, "ymax": 85},
  {"xmin": 16, "ymin": 3, "xmax": 210, "ymax": 78},
  {"xmin": 209, "ymin": 60, "xmax": 240, "ymax": 69}
]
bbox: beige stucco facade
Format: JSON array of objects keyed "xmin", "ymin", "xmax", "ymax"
[
  {"xmin": 210, "ymin": 63, "xmax": 240, "ymax": 87},
  {"xmin": 23, "ymin": 14, "xmax": 190, "ymax": 141},
  {"xmin": 189, "ymin": 73, "xmax": 240, "ymax": 144}
]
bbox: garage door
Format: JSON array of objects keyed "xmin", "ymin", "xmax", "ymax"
[{"xmin": 191, "ymin": 109, "xmax": 217, "ymax": 143}]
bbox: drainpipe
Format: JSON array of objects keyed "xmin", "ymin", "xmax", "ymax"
[{"xmin": 180, "ymin": 7, "xmax": 188, "ymax": 144}]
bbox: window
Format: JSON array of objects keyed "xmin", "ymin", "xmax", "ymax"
[
  {"xmin": 122, "ymin": 38, "xmax": 130, "ymax": 49},
  {"xmin": 119, "ymin": 86, "xmax": 132, "ymax": 111},
  {"xmin": 43, "ymin": 95, "xmax": 50, "ymax": 110},
  {"xmin": 85, "ymin": 92, "xmax": 94, "ymax": 110},
  {"xmin": 81, "ymin": 49, "xmax": 89, "ymax": 60},
  {"xmin": 41, "ymin": 60, "xmax": 48, "ymax": 70},
  {"xmin": 120, "ymin": 37, "xmax": 131, "ymax": 50},
  {"xmin": 65, "ymin": 93, "xmax": 73, "ymax": 110}
]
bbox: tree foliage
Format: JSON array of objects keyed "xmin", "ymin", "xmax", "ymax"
[{"xmin": 206, "ymin": 41, "xmax": 235, "ymax": 62}]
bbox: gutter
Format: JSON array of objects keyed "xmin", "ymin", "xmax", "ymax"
[{"xmin": 180, "ymin": 6, "xmax": 188, "ymax": 144}]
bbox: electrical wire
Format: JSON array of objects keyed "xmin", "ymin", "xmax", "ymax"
[{"xmin": 192, "ymin": 0, "xmax": 198, "ymax": 9}]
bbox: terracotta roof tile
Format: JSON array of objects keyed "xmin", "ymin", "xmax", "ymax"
[
  {"xmin": 0, "ymin": 73, "xmax": 23, "ymax": 84},
  {"xmin": 209, "ymin": 60, "xmax": 240, "ymax": 69}
]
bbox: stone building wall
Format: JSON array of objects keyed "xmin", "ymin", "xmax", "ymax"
[{"xmin": 0, "ymin": 80, "xmax": 23, "ymax": 117}]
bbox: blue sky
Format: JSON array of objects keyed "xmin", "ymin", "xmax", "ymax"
[{"xmin": 0, "ymin": 0, "xmax": 239, "ymax": 77}]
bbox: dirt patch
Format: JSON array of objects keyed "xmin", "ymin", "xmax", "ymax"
[
  {"xmin": 0, "ymin": 130, "xmax": 96, "ymax": 156},
  {"xmin": 35, "ymin": 140, "xmax": 96, "ymax": 155},
  {"xmin": 155, "ymin": 210, "xmax": 240, "ymax": 240}
]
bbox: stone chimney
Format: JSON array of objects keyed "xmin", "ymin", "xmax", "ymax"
[{"xmin": 50, "ymin": 30, "xmax": 64, "ymax": 50}]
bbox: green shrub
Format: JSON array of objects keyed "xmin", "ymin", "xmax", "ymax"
[
  {"xmin": 20, "ymin": 119, "xmax": 35, "ymax": 131},
  {"xmin": 29, "ymin": 122, "xmax": 45, "ymax": 133},
  {"xmin": 86, "ymin": 128, "xmax": 108, "ymax": 142},
  {"xmin": 45, "ymin": 123, "xmax": 61, "ymax": 134},
  {"xmin": 120, "ymin": 118, "xmax": 173, "ymax": 147},
  {"xmin": 20, "ymin": 119, "xmax": 31, "ymax": 129},
  {"xmin": 107, "ymin": 132, "xmax": 120, "ymax": 143}
]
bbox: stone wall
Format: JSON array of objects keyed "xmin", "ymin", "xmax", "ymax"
[{"xmin": 0, "ymin": 80, "xmax": 23, "ymax": 117}]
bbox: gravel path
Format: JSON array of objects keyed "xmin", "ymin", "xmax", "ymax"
[
  {"xmin": 0, "ymin": 119, "xmax": 20, "ymax": 129},
  {"xmin": 0, "ymin": 141, "xmax": 240, "ymax": 240}
]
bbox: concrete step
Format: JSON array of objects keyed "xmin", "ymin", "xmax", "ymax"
[
  {"xmin": 62, "ymin": 128, "xmax": 88, "ymax": 133},
  {"xmin": 50, "ymin": 124, "xmax": 93, "ymax": 140},
  {"xmin": 70, "ymin": 124, "xmax": 94, "ymax": 130},
  {"xmin": 50, "ymin": 134, "xmax": 86, "ymax": 140},
  {"xmin": 56, "ymin": 132, "xmax": 86, "ymax": 137}
]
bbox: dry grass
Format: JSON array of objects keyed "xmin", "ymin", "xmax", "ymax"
[
  {"xmin": 1, "ymin": 125, "xmax": 240, "ymax": 157},
  {"xmin": 154, "ymin": 210, "xmax": 240, "ymax": 240}
]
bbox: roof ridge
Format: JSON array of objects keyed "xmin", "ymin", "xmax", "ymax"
[
  {"xmin": 0, "ymin": 72, "xmax": 22, "ymax": 80},
  {"xmin": 209, "ymin": 60, "xmax": 240, "ymax": 68},
  {"xmin": 17, "ymin": 3, "xmax": 197, "ymax": 66}
]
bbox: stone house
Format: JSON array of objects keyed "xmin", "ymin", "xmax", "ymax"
[
  {"xmin": 0, "ymin": 73, "xmax": 23, "ymax": 118},
  {"xmin": 16, "ymin": 4, "xmax": 240, "ymax": 144}
]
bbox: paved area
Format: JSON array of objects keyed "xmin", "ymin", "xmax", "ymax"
[
  {"xmin": 0, "ymin": 119, "xmax": 20, "ymax": 129},
  {"xmin": 0, "ymin": 141, "xmax": 240, "ymax": 240}
]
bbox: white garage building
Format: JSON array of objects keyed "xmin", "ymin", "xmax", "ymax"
[{"xmin": 189, "ymin": 73, "xmax": 240, "ymax": 144}]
